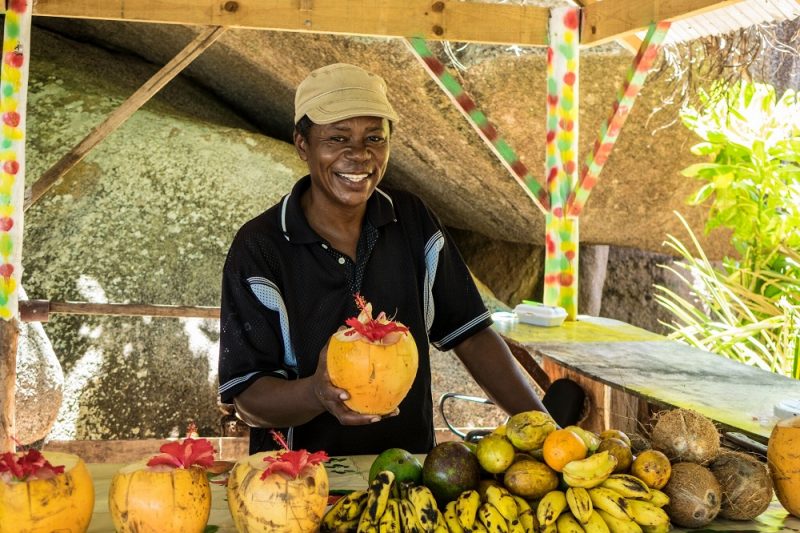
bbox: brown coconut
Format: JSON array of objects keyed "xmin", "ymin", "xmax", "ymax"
[
  {"xmin": 663, "ymin": 462, "xmax": 722, "ymax": 528},
  {"xmin": 651, "ymin": 409, "xmax": 720, "ymax": 464},
  {"xmin": 709, "ymin": 450, "xmax": 773, "ymax": 520}
]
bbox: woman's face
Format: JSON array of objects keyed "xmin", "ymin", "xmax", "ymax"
[{"xmin": 294, "ymin": 116, "xmax": 391, "ymax": 210}]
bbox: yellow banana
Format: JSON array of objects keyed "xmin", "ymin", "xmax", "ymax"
[
  {"xmin": 511, "ymin": 495, "xmax": 532, "ymax": 515},
  {"xmin": 566, "ymin": 487, "xmax": 593, "ymax": 524},
  {"xmin": 513, "ymin": 496, "xmax": 538, "ymax": 533},
  {"xmin": 473, "ymin": 520, "xmax": 490, "ymax": 533},
  {"xmin": 433, "ymin": 511, "xmax": 449, "ymax": 533},
  {"xmin": 407, "ymin": 485, "xmax": 440, "ymax": 532},
  {"xmin": 486, "ymin": 485, "xmax": 519, "ymax": 522},
  {"xmin": 641, "ymin": 523, "xmax": 670, "ymax": 533},
  {"xmin": 600, "ymin": 475, "xmax": 650, "ymax": 500},
  {"xmin": 322, "ymin": 490, "xmax": 369, "ymax": 532},
  {"xmin": 541, "ymin": 522, "xmax": 559, "ymax": 533},
  {"xmin": 588, "ymin": 488, "xmax": 632, "ymax": 521},
  {"xmin": 379, "ymin": 499, "xmax": 402, "ymax": 533},
  {"xmin": 507, "ymin": 517, "xmax": 526, "ymax": 533},
  {"xmin": 625, "ymin": 500, "xmax": 669, "ymax": 528},
  {"xmin": 556, "ymin": 513, "xmax": 586, "ymax": 533},
  {"xmin": 325, "ymin": 517, "xmax": 361, "ymax": 533},
  {"xmin": 583, "ymin": 511, "xmax": 611, "ymax": 533},
  {"xmin": 646, "ymin": 490, "xmax": 669, "ymax": 508},
  {"xmin": 456, "ymin": 489, "xmax": 481, "ymax": 530},
  {"xmin": 357, "ymin": 514, "xmax": 380, "ymax": 533},
  {"xmin": 398, "ymin": 498, "xmax": 423, "ymax": 533},
  {"xmin": 595, "ymin": 510, "xmax": 642, "ymax": 533},
  {"xmin": 537, "ymin": 490, "xmax": 568, "ymax": 527},
  {"xmin": 562, "ymin": 452, "xmax": 617, "ymax": 489},
  {"xmin": 444, "ymin": 501, "xmax": 465, "ymax": 533},
  {"xmin": 478, "ymin": 502, "xmax": 510, "ymax": 533},
  {"xmin": 365, "ymin": 470, "xmax": 396, "ymax": 522}
]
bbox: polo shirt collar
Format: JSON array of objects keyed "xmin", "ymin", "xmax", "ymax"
[{"xmin": 280, "ymin": 175, "xmax": 397, "ymax": 244}]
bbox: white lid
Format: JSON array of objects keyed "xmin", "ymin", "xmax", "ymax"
[
  {"xmin": 514, "ymin": 303, "xmax": 568, "ymax": 319},
  {"xmin": 774, "ymin": 399, "xmax": 800, "ymax": 419}
]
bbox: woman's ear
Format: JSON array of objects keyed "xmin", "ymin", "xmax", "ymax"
[{"xmin": 293, "ymin": 130, "xmax": 308, "ymax": 162}]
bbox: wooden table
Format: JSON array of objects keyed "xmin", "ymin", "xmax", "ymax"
[
  {"xmin": 82, "ymin": 457, "xmax": 800, "ymax": 533},
  {"xmin": 493, "ymin": 314, "xmax": 800, "ymax": 441}
]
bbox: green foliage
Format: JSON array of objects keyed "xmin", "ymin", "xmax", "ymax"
[{"xmin": 657, "ymin": 81, "xmax": 800, "ymax": 379}]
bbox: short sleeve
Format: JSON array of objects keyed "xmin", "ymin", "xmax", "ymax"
[
  {"xmin": 422, "ymin": 207, "xmax": 492, "ymax": 351},
  {"xmin": 217, "ymin": 232, "xmax": 289, "ymax": 404}
]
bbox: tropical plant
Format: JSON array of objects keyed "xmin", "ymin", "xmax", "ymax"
[{"xmin": 656, "ymin": 81, "xmax": 800, "ymax": 379}]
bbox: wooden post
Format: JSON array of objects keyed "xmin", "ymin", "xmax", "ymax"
[{"xmin": 0, "ymin": 318, "xmax": 18, "ymax": 453}]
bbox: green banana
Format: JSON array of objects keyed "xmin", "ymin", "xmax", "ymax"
[
  {"xmin": 478, "ymin": 502, "xmax": 510, "ymax": 533},
  {"xmin": 455, "ymin": 490, "xmax": 481, "ymax": 530},
  {"xmin": 646, "ymin": 490, "xmax": 669, "ymax": 508},
  {"xmin": 566, "ymin": 487, "xmax": 593, "ymax": 524},
  {"xmin": 588, "ymin": 488, "xmax": 633, "ymax": 521},
  {"xmin": 537, "ymin": 490, "xmax": 568, "ymax": 527},
  {"xmin": 365, "ymin": 470, "xmax": 396, "ymax": 522},
  {"xmin": 407, "ymin": 485, "xmax": 440, "ymax": 532},
  {"xmin": 600, "ymin": 475, "xmax": 650, "ymax": 500},
  {"xmin": 444, "ymin": 501, "xmax": 465, "ymax": 533},
  {"xmin": 486, "ymin": 485, "xmax": 519, "ymax": 522},
  {"xmin": 562, "ymin": 452, "xmax": 617, "ymax": 489},
  {"xmin": 625, "ymin": 500, "xmax": 669, "ymax": 528},
  {"xmin": 594, "ymin": 510, "xmax": 642, "ymax": 533},
  {"xmin": 556, "ymin": 513, "xmax": 586, "ymax": 533},
  {"xmin": 583, "ymin": 511, "xmax": 611, "ymax": 533}
]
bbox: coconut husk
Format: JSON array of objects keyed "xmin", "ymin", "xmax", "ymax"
[
  {"xmin": 651, "ymin": 408, "xmax": 720, "ymax": 464},
  {"xmin": 710, "ymin": 450, "xmax": 773, "ymax": 520},
  {"xmin": 663, "ymin": 462, "xmax": 722, "ymax": 528}
]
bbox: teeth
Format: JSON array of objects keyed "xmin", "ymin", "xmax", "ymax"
[{"xmin": 338, "ymin": 172, "xmax": 369, "ymax": 182}]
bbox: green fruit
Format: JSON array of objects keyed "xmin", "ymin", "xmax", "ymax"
[
  {"xmin": 422, "ymin": 441, "xmax": 481, "ymax": 505},
  {"xmin": 369, "ymin": 448, "xmax": 423, "ymax": 484},
  {"xmin": 476, "ymin": 434, "xmax": 515, "ymax": 474}
]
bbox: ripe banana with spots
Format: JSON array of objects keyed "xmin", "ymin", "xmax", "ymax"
[
  {"xmin": 583, "ymin": 511, "xmax": 611, "ymax": 533},
  {"xmin": 433, "ymin": 511, "xmax": 449, "ymax": 533},
  {"xmin": 444, "ymin": 501, "xmax": 465, "ymax": 533},
  {"xmin": 478, "ymin": 502, "xmax": 510, "ymax": 533},
  {"xmin": 600, "ymin": 475, "xmax": 650, "ymax": 500},
  {"xmin": 513, "ymin": 496, "xmax": 537, "ymax": 532},
  {"xmin": 625, "ymin": 500, "xmax": 669, "ymax": 528},
  {"xmin": 485, "ymin": 485, "xmax": 519, "ymax": 522},
  {"xmin": 556, "ymin": 512, "xmax": 587, "ymax": 533},
  {"xmin": 641, "ymin": 523, "xmax": 670, "ymax": 533},
  {"xmin": 541, "ymin": 522, "xmax": 559, "ymax": 533},
  {"xmin": 364, "ymin": 470, "xmax": 396, "ymax": 522},
  {"xmin": 407, "ymin": 485, "xmax": 441, "ymax": 532},
  {"xmin": 595, "ymin": 510, "xmax": 643, "ymax": 533},
  {"xmin": 455, "ymin": 490, "xmax": 481, "ymax": 530},
  {"xmin": 537, "ymin": 490, "xmax": 568, "ymax": 527},
  {"xmin": 321, "ymin": 490, "xmax": 369, "ymax": 533},
  {"xmin": 378, "ymin": 499, "xmax": 402, "ymax": 533},
  {"xmin": 562, "ymin": 452, "xmax": 618, "ymax": 489},
  {"xmin": 398, "ymin": 498, "xmax": 423, "ymax": 533},
  {"xmin": 646, "ymin": 490, "xmax": 669, "ymax": 508},
  {"xmin": 566, "ymin": 487, "xmax": 593, "ymax": 524},
  {"xmin": 588, "ymin": 488, "xmax": 633, "ymax": 521}
]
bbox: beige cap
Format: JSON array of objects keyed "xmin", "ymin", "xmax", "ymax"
[{"xmin": 294, "ymin": 63, "xmax": 399, "ymax": 125}]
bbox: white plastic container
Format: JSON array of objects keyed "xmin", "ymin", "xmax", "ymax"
[
  {"xmin": 774, "ymin": 399, "xmax": 800, "ymax": 420},
  {"xmin": 513, "ymin": 303, "xmax": 567, "ymax": 327}
]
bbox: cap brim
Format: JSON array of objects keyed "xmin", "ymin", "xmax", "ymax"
[{"xmin": 304, "ymin": 98, "xmax": 399, "ymax": 125}]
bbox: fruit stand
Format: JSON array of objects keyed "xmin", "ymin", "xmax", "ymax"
[{"xmin": 69, "ymin": 456, "xmax": 800, "ymax": 532}]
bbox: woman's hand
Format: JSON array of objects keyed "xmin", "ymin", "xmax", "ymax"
[{"xmin": 313, "ymin": 340, "xmax": 399, "ymax": 425}]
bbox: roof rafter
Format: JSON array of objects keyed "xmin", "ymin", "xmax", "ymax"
[{"xmin": 31, "ymin": 0, "xmax": 752, "ymax": 47}]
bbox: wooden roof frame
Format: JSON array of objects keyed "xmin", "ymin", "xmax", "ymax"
[{"xmin": 24, "ymin": 0, "xmax": 759, "ymax": 47}]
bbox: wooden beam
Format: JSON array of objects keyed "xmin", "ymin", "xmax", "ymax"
[
  {"xmin": 0, "ymin": 319, "xmax": 18, "ymax": 453},
  {"xmin": 570, "ymin": 0, "xmax": 642, "ymax": 53},
  {"xmin": 24, "ymin": 25, "xmax": 226, "ymax": 211},
  {"xmin": 581, "ymin": 0, "xmax": 745, "ymax": 46},
  {"xmin": 19, "ymin": 300, "xmax": 221, "ymax": 321},
  {"xmin": 32, "ymin": 0, "xmax": 551, "ymax": 47}
]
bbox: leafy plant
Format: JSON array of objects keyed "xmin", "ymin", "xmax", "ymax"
[{"xmin": 657, "ymin": 81, "xmax": 800, "ymax": 378}]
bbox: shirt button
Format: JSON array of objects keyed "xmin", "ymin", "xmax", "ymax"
[
  {"xmin": 321, "ymin": 243, "xmax": 328, "ymax": 249},
  {"xmin": 338, "ymin": 257, "xmax": 346, "ymax": 265}
]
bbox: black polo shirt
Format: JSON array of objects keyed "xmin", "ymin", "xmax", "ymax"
[{"xmin": 218, "ymin": 175, "xmax": 492, "ymax": 456}]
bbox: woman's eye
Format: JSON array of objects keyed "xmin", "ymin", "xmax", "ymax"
[
  {"xmin": 368, "ymin": 136, "xmax": 386, "ymax": 143},
  {"xmin": 330, "ymin": 136, "xmax": 346, "ymax": 142}
]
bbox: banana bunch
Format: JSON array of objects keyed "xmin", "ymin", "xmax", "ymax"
[
  {"xmin": 444, "ymin": 485, "xmax": 536, "ymax": 533},
  {"xmin": 561, "ymin": 451, "xmax": 617, "ymax": 489},
  {"xmin": 533, "ymin": 475, "xmax": 672, "ymax": 533},
  {"xmin": 321, "ymin": 470, "xmax": 449, "ymax": 533}
]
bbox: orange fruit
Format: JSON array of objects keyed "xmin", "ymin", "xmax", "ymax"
[
  {"xmin": 631, "ymin": 449, "xmax": 672, "ymax": 489},
  {"xmin": 542, "ymin": 428, "xmax": 588, "ymax": 472}
]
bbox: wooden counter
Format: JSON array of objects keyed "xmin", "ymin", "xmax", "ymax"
[
  {"xmin": 82, "ymin": 457, "xmax": 799, "ymax": 532},
  {"xmin": 494, "ymin": 314, "xmax": 800, "ymax": 441}
]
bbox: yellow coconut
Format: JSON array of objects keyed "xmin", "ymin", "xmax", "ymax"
[
  {"xmin": 108, "ymin": 459, "xmax": 211, "ymax": 532},
  {"xmin": 768, "ymin": 415, "xmax": 800, "ymax": 517},
  {"xmin": 227, "ymin": 451, "xmax": 329, "ymax": 533},
  {"xmin": 0, "ymin": 451, "xmax": 94, "ymax": 533}
]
